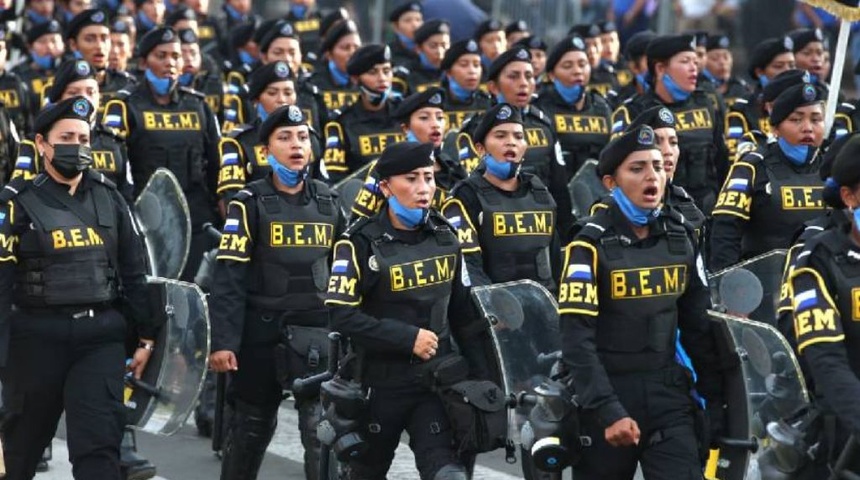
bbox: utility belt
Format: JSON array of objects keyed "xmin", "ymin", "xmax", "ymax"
[
  {"xmin": 359, "ymin": 343, "xmax": 455, "ymax": 386},
  {"xmin": 18, "ymin": 302, "xmax": 115, "ymax": 319}
]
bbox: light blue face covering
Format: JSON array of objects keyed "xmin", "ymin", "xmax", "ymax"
[
  {"xmin": 405, "ymin": 130, "xmax": 419, "ymax": 142},
  {"xmin": 238, "ymin": 50, "xmax": 256, "ymax": 67},
  {"xmin": 266, "ymin": 154, "xmax": 306, "ymax": 187},
  {"xmin": 388, "ymin": 195, "xmax": 427, "ymax": 228},
  {"xmin": 759, "ymin": 75, "xmax": 770, "ymax": 89},
  {"xmin": 854, "ymin": 207, "xmax": 860, "ymax": 234},
  {"xmin": 32, "ymin": 52, "xmax": 54, "ymax": 70},
  {"xmin": 447, "ymin": 75, "xmax": 474, "ymax": 101},
  {"xmin": 662, "ymin": 73, "xmax": 691, "ymax": 102},
  {"xmin": 636, "ymin": 72, "xmax": 650, "ymax": 91},
  {"xmin": 483, "ymin": 153, "xmax": 518, "ymax": 180},
  {"xmin": 397, "ymin": 32, "xmax": 416, "ymax": 50},
  {"xmin": 553, "ymin": 78, "xmax": 584, "ymax": 104},
  {"xmin": 360, "ymin": 84, "xmax": 393, "ymax": 106},
  {"xmin": 256, "ymin": 103, "xmax": 270, "ymax": 122},
  {"xmin": 777, "ymin": 137, "xmax": 812, "ymax": 166},
  {"xmin": 145, "ymin": 68, "xmax": 173, "ymax": 95},
  {"xmin": 328, "ymin": 60, "xmax": 350, "ymax": 86},
  {"xmin": 611, "ymin": 187, "xmax": 659, "ymax": 226}
]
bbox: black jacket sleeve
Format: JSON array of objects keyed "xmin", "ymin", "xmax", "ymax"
[{"xmin": 114, "ymin": 190, "xmax": 155, "ymax": 338}]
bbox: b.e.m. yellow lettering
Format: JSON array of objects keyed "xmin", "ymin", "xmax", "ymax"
[
  {"xmin": 796, "ymin": 308, "xmax": 837, "ymax": 336},
  {"xmin": 781, "ymin": 186, "xmax": 824, "ymax": 210},
  {"xmin": 327, "ymin": 275, "xmax": 357, "ymax": 296},
  {"xmin": 559, "ymin": 282, "xmax": 597, "ymax": 304}
]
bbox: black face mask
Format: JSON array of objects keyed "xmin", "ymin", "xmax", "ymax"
[{"xmin": 48, "ymin": 143, "xmax": 93, "ymax": 179}]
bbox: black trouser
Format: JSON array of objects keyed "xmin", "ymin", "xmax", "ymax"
[
  {"xmin": 0, "ymin": 307, "xmax": 127, "ymax": 480},
  {"xmin": 573, "ymin": 365, "xmax": 703, "ymax": 480},
  {"xmin": 346, "ymin": 382, "xmax": 462, "ymax": 480}
]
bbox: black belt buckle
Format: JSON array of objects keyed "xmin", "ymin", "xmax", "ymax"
[{"xmin": 71, "ymin": 308, "xmax": 94, "ymax": 320}]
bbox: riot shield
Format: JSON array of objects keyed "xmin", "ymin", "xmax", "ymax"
[
  {"xmin": 567, "ymin": 160, "xmax": 607, "ymax": 218},
  {"xmin": 709, "ymin": 310, "xmax": 809, "ymax": 480},
  {"xmin": 134, "ymin": 168, "xmax": 192, "ymax": 279},
  {"xmin": 470, "ymin": 280, "xmax": 560, "ymax": 445},
  {"xmin": 126, "ymin": 277, "xmax": 210, "ymax": 436},
  {"xmin": 709, "ymin": 250, "xmax": 787, "ymax": 325}
]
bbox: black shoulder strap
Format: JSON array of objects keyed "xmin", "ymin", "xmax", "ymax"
[
  {"xmin": 250, "ymin": 179, "xmax": 282, "ymax": 215},
  {"xmin": 526, "ymin": 174, "xmax": 551, "ymax": 205},
  {"xmin": 311, "ymin": 180, "xmax": 335, "ymax": 216}
]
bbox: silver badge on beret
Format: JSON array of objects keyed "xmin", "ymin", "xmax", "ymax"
[
  {"xmin": 162, "ymin": 29, "xmax": 174, "ymax": 42},
  {"xmin": 497, "ymin": 105, "xmax": 512, "ymax": 120},
  {"xmin": 719, "ymin": 37, "xmax": 729, "ymax": 49},
  {"xmin": 92, "ymin": 11, "xmax": 105, "ymax": 23},
  {"xmin": 439, "ymin": 23, "xmax": 450, "ymax": 34},
  {"xmin": 516, "ymin": 21, "xmax": 527, "ymax": 31},
  {"xmin": 802, "ymin": 84, "xmax": 816, "ymax": 102},
  {"xmin": 784, "ymin": 36, "xmax": 794, "ymax": 51},
  {"xmin": 466, "ymin": 40, "xmax": 478, "ymax": 52},
  {"xmin": 73, "ymin": 98, "xmax": 90, "ymax": 117},
  {"xmin": 801, "ymin": 70, "xmax": 811, "ymax": 82},
  {"xmin": 288, "ymin": 105, "xmax": 303, "ymax": 123},
  {"xmin": 490, "ymin": 20, "xmax": 502, "ymax": 30},
  {"xmin": 181, "ymin": 29, "xmax": 196, "ymax": 43},
  {"xmin": 658, "ymin": 108, "xmax": 674, "ymax": 124},
  {"xmin": 572, "ymin": 37, "xmax": 585, "ymax": 50},
  {"xmin": 75, "ymin": 60, "xmax": 90, "ymax": 76},
  {"xmin": 429, "ymin": 92, "xmax": 442, "ymax": 105},
  {"xmin": 48, "ymin": 21, "xmax": 60, "ymax": 33},
  {"xmin": 429, "ymin": 149, "xmax": 436, "ymax": 164},
  {"xmin": 590, "ymin": 25, "xmax": 600, "ymax": 37},
  {"xmin": 409, "ymin": 2, "xmax": 420, "ymax": 11},
  {"xmin": 689, "ymin": 38, "xmax": 697, "ymax": 50},
  {"xmin": 814, "ymin": 28, "xmax": 823, "ymax": 41},
  {"xmin": 637, "ymin": 126, "xmax": 653, "ymax": 145},
  {"xmin": 281, "ymin": 23, "xmax": 294, "ymax": 36},
  {"xmin": 516, "ymin": 48, "xmax": 528, "ymax": 60},
  {"xmin": 274, "ymin": 62, "xmax": 290, "ymax": 78},
  {"xmin": 383, "ymin": 45, "xmax": 391, "ymax": 61}
]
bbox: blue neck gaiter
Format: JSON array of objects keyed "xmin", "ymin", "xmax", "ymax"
[
  {"xmin": 290, "ymin": 4, "xmax": 308, "ymax": 19},
  {"xmin": 328, "ymin": 60, "xmax": 350, "ymax": 87},
  {"xmin": 266, "ymin": 154, "xmax": 305, "ymax": 187},
  {"xmin": 61, "ymin": 8, "xmax": 74, "ymax": 23},
  {"xmin": 27, "ymin": 9, "xmax": 50, "ymax": 25},
  {"xmin": 405, "ymin": 130, "xmax": 419, "ymax": 142},
  {"xmin": 238, "ymin": 50, "xmax": 255, "ymax": 67},
  {"xmin": 854, "ymin": 207, "xmax": 860, "ymax": 234},
  {"xmin": 778, "ymin": 137, "xmax": 812, "ymax": 166},
  {"xmin": 703, "ymin": 68, "xmax": 724, "ymax": 86},
  {"xmin": 32, "ymin": 53, "xmax": 54, "ymax": 70},
  {"xmin": 360, "ymin": 84, "xmax": 393, "ymax": 106},
  {"xmin": 396, "ymin": 32, "xmax": 416, "ymax": 51},
  {"xmin": 636, "ymin": 72, "xmax": 650, "ymax": 91},
  {"xmin": 759, "ymin": 75, "xmax": 770, "ymax": 89},
  {"xmin": 72, "ymin": 50, "xmax": 84, "ymax": 59},
  {"xmin": 481, "ymin": 54, "xmax": 493, "ymax": 69},
  {"xmin": 809, "ymin": 73, "xmax": 820, "ymax": 84},
  {"xmin": 484, "ymin": 153, "xmax": 518, "ymax": 180},
  {"xmin": 137, "ymin": 11, "xmax": 155, "ymax": 31},
  {"xmin": 178, "ymin": 72, "xmax": 194, "ymax": 87},
  {"xmin": 662, "ymin": 73, "xmax": 691, "ymax": 102},
  {"xmin": 553, "ymin": 78, "xmax": 584, "ymax": 105},
  {"xmin": 256, "ymin": 103, "xmax": 270, "ymax": 122},
  {"xmin": 495, "ymin": 92, "xmax": 507, "ymax": 104},
  {"xmin": 419, "ymin": 52, "xmax": 438, "ymax": 71},
  {"xmin": 612, "ymin": 187, "xmax": 659, "ymax": 226},
  {"xmin": 447, "ymin": 75, "xmax": 473, "ymax": 101},
  {"xmin": 224, "ymin": 3, "xmax": 246, "ymax": 21},
  {"xmin": 388, "ymin": 195, "xmax": 428, "ymax": 228},
  {"xmin": 145, "ymin": 68, "xmax": 173, "ymax": 96}
]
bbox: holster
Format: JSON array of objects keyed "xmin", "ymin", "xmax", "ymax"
[
  {"xmin": 276, "ymin": 325, "xmax": 330, "ymax": 393},
  {"xmin": 437, "ymin": 379, "xmax": 508, "ymax": 455}
]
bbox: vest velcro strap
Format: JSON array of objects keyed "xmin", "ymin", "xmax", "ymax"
[
  {"xmin": 260, "ymin": 194, "xmax": 281, "ymax": 214},
  {"xmin": 600, "ymin": 235, "xmax": 623, "ymax": 261},
  {"xmin": 666, "ymin": 231, "xmax": 689, "ymax": 256},
  {"xmin": 529, "ymin": 176, "xmax": 551, "ymax": 204}
]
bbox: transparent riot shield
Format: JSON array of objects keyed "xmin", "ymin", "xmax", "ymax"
[
  {"xmin": 709, "ymin": 250, "xmax": 787, "ymax": 326},
  {"xmin": 709, "ymin": 311, "xmax": 809, "ymax": 480},
  {"xmin": 567, "ymin": 160, "xmax": 607, "ymax": 218},
  {"xmin": 126, "ymin": 277, "xmax": 210, "ymax": 436},
  {"xmin": 470, "ymin": 280, "xmax": 561, "ymax": 445},
  {"xmin": 134, "ymin": 168, "xmax": 192, "ymax": 279}
]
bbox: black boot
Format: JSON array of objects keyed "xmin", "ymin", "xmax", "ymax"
[
  {"xmin": 120, "ymin": 427, "xmax": 157, "ymax": 480},
  {"xmin": 35, "ymin": 444, "xmax": 51, "ymax": 472},
  {"xmin": 219, "ymin": 401, "xmax": 277, "ymax": 480},
  {"xmin": 298, "ymin": 399, "xmax": 324, "ymax": 480}
]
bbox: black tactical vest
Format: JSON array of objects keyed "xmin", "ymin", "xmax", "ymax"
[
  {"xmin": 667, "ymin": 183, "xmax": 706, "ymax": 236},
  {"xmin": 468, "ymin": 173, "xmax": 556, "ymax": 289},
  {"xmin": 307, "ymin": 68, "xmax": 360, "ymax": 115},
  {"xmin": 579, "ymin": 212, "xmax": 694, "ymax": 374},
  {"xmin": 338, "ymin": 102, "xmax": 404, "ymax": 174},
  {"xmin": 99, "ymin": 70, "xmax": 136, "ymax": 120},
  {"xmin": 535, "ymin": 89, "xmax": 611, "ymax": 176},
  {"xmin": 406, "ymin": 67, "xmax": 442, "ymax": 95},
  {"xmin": 0, "ymin": 71, "xmax": 30, "ymax": 134},
  {"xmin": 231, "ymin": 122, "xmax": 268, "ymax": 182},
  {"xmin": 13, "ymin": 175, "xmax": 118, "ymax": 307},
  {"xmin": 244, "ymin": 178, "xmax": 338, "ymax": 315},
  {"xmin": 91, "ymin": 126, "xmax": 127, "ymax": 186},
  {"xmin": 743, "ymin": 151, "xmax": 824, "ymax": 258},
  {"xmin": 520, "ymin": 106, "xmax": 557, "ymax": 185},
  {"xmin": 666, "ymin": 93, "xmax": 720, "ymax": 206}
]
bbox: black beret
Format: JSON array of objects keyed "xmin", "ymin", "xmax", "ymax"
[
  {"xmin": 748, "ymin": 36, "xmax": 793, "ymax": 79},
  {"xmin": 27, "ymin": 19, "xmax": 62, "ymax": 44},
  {"xmin": 164, "ymin": 5, "xmax": 196, "ymax": 27},
  {"xmin": 706, "ymin": 34, "xmax": 730, "ymax": 51},
  {"xmin": 65, "ymin": 8, "xmax": 108, "ymax": 40},
  {"xmin": 34, "ymin": 96, "xmax": 94, "ymax": 136},
  {"xmin": 111, "ymin": 19, "xmax": 131, "ymax": 35},
  {"xmin": 789, "ymin": 28, "xmax": 825, "ymax": 52},
  {"xmin": 770, "ymin": 83, "xmax": 824, "ymax": 126},
  {"xmin": 473, "ymin": 103, "xmax": 523, "ymax": 145},
  {"xmin": 414, "ymin": 19, "xmax": 449, "ymax": 45},
  {"xmin": 320, "ymin": 8, "xmax": 350, "ymax": 39},
  {"xmin": 178, "ymin": 28, "xmax": 198, "ymax": 45},
  {"xmin": 598, "ymin": 125, "xmax": 659, "ymax": 177},
  {"xmin": 625, "ymin": 30, "xmax": 656, "ymax": 61},
  {"xmin": 321, "ymin": 19, "xmax": 358, "ymax": 53},
  {"xmin": 762, "ymin": 69, "xmax": 811, "ymax": 103},
  {"xmin": 258, "ymin": 104, "xmax": 307, "ymax": 143},
  {"xmin": 136, "ymin": 27, "xmax": 178, "ymax": 58},
  {"xmin": 346, "ymin": 44, "xmax": 391, "ymax": 76},
  {"xmin": 833, "ymin": 133, "xmax": 860, "ymax": 190},
  {"xmin": 393, "ymin": 87, "xmax": 445, "ymax": 120},
  {"xmin": 515, "ymin": 36, "xmax": 547, "ymax": 52},
  {"xmin": 473, "ymin": 19, "xmax": 503, "ymax": 40},
  {"xmin": 260, "ymin": 20, "xmax": 297, "ymax": 53},
  {"xmin": 230, "ymin": 22, "xmax": 256, "ymax": 49},
  {"xmin": 486, "ymin": 46, "xmax": 531, "ymax": 82},
  {"xmin": 388, "ymin": 2, "xmax": 422, "ymax": 23},
  {"xmin": 505, "ymin": 20, "xmax": 529, "ymax": 35},
  {"xmin": 253, "ymin": 18, "xmax": 281, "ymax": 45},
  {"xmin": 247, "ymin": 61, "xmax": 293, "ymax": 99},
  {"xmin": 646, "ymin": 34, "xmax": 696, "ymax": 61},
  {"xmin": 689, "ymin": 30, "xmax": 708, "ymax": 48},
  {"xmin": 626, "ymin": 105, "xmax": 676, "ymax": 132},
  {"xmin": 440, "ymin": 38, "xmax": 480, "ymax": 71},
  {"xmin": 546, "ymin": 35, "xmax": 587, "ymax": 73},
  {"xmin": 376, "ymin": 142, "xmax": 435, "ymax": 178},
  {"xmin": 48, "ymin": 59, "xmax": 96, "ymax": 103},
  {"xmin": 598, "ymin": 21, "xmax": 617, "ymax": 34},
  {"xmin": 822, "ymin": 132, "xmax": 852, "ymax": 209},
  {"xmin": 568, "ymin": 23, "xmax": 601, "ymax": 39}
]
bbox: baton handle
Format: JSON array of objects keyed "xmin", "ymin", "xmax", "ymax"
[
  {"xmin": 212, "ymin": 372, "xmax": 227, "ymax": 452},
  {"xmin": 716, "ymin": 437, "xmax": 758, "ymax": 453},
  {"xmin": 124, "ymin": 375, "xmax": 170, "ymax": 403}
]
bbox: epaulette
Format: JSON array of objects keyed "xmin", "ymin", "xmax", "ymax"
[
  {"xmin": 300, "ymin": 80, "xmax": 320, "ymax": 96},
  {"xmin": 178, "ymin": 86, "xmax": 206, "ymax": 99},
  {"xmin": 342, "ymin": 214, "xmax": 371, "ymax": 239},
  {"xmin": 0, "ymin": 176, "xmax": 28, "ymax": 202},
  {"xmin": 393, "ymin": 65, "xmax": 410, "ymax": 76},
  {"xmin": 525, "ymin": 105, "xmax": 552, "ymax": 129},
  {"xmin": 231, "ymin": 188, "xmax": 254, "ymax": 203},
  {"xmin": 93, "ymin": 123, "xmax": 124, "ymax": 142},
  {"xmin": 228, "ymin": 123, "xmax": 256, "ymax": 139},
  {"xmin": 427, "ymin": 209, "xmax": 455, "ymax": 231},
  {"xmin": 570, "ymin": 209, "xmax": 612, "ymax": 242},
  {"xmin": 86, "ymin": 169, "xmax": 118, "ymax": 190},
  {"xmin": 838, "ymin": 102, "xmax": 855, "ymax": 112},
  {"xmin": 738, "ymin": 150, "xmax": 764, "ymax": 164}
]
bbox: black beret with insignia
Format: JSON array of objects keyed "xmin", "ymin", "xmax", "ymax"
[
  {"xmin": 230, "ymin": 22, "xmax": 256, "ymax": 49},
  {"xmin": 388, "ymin": 2, "xmax": 422, "ymax": 23},
  {"xmin": 567, "ymin": 23, "xmax": 601, "ymax": 39},
  {"xmin": 65, "ymin": 8, "xmax": 108, "ymax": 41},
  {"xmin": 259, "ymin": 104, "xmax": 307, "ymax": 143},
  {"xmin": 111, "ymin": 19, "xmax": 131, "ymax": 35},
  {"xmin": 321, "ymin": 19, "xmax": 358, "ymax": 53},
  {"xmin": 505, "ymin": 20, "xmax": 529, "ymax": 36},
  {"xmin": 48, "ymin": 59, "xmax": 95, "ymax": 103},
  {"xmin": 164, "ymin": 5, "xmax": 196, "ymax": 27},
  {"xmin": 440, "ymin": 38, "xmax": 480, "ymax": 71},
  {"xmin": 35, "ymin": 96, "xmax": 94, "ymax": 136},
  {"xmin": 515, "ymin": 35, "xmax": 547, "ymax": 52},
  {"xmin": 689, "ymin": 30, "xmax": 708, "ymax": 48},
  {"xmin": 27, "ymin": 19, "xmax": 62, "ymax": 44},
  {"xmin": 762, "ymin": 69, "xmax": 811, "ymax": 103},
  {"xmin": 414, "ymin": 19, "xmax": 450, "ymax": 46},
  {"xmin": 260, "ymin": 20, "xmax": 297, "ymax": 53},
  {"xmin": 770, "ymin": 82, "xmax": 824, "ymax": 126},
  {"xmin": 598, "ymin": 21, "xmax": 617, "ymax": 34},
  {"xmin": 473, "ymin": 103, "xmax": 523, "ymax": 145},
  {"xmin": 178, "ymin": 28, "xmax": 198, "ymax": 45},
  {"xmin": 247, "ymin": 61, "xmax": 294, "ymax": 99},
  {"xmin": 748, "ymin": 36, "xmax": 794, "ymax": 80},
  {"xmin": 136, "ymin": 27, "xmax": 178, "ymax": 58},
  {"xmin": 624, "ymin": 30, "xmax": 656, "ymax": 61},
  {"xmin": 546, "ymin": 35, "xmax": 587, "ymax": 74},
  {"xmin": 346, "ymin": 44, "xmax": 391, "ymax": 76},
  {"xmin": 789, "ymin": 28, "xmax": 825, "ymax": 53},
  {"xmin": 473, "ymin": 19, "xmax": 503, "ymax": 41},
  {"xmin": 833, "ymin": 133, "xmax": 860, "ymax": 189},
  {"xmin": 706, "ymin": 34, "xmax": 731, "ymax": 51},
  {"xmin": 626, "ymin": 106, "xmax": 676, "ymax": 132},
  {"xmin": 393, "ymin": 86, "xmax": 445, "ymax": 120},
  {"xmin": 486, "ymin": 46, "xmax": 531, "ymax": 82},
  {"xmin": 320, "ymin": 8, "xmax": 350, "ymax": 39},
  {"xmin": 598, "ymin": 125, "xmax": 660, "ymax": 177},
  {"xmin": 253, "ymin": 18, "xmax": 281, "ymax": 45},
  {"xmin": 646, "ymin": 34, "xmax": 696, "ymax": 62},
  {"xmin": 376, "ymin": 142, "xmax": 435, "ymax": 178}
]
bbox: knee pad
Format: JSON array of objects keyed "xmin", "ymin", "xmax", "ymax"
[{"xmin": 433, "ymin": 464, "xmax": 468, "ymax": 480}]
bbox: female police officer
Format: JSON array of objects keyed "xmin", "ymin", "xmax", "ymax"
[
  {"xmin": 559, "ymin": 125, "xmax": 725, "ymax": 479},
  {"xmin": 0, "ymin": 96, "xmax": 154, "ymax": 479},
  {"xmin": 442, "ymin": 102, "xmax": 560, "ymax": 290},
  {"xmin": 325, "ymin": 141, "xmax": 490, "ymax": 480},
  {"xmin": 208, "ymin": 104, "xmax": 343, "ymax": 480},
  {"xmin": 710, "ymin": 82, "xmax": 827, "ymax": 271}
]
